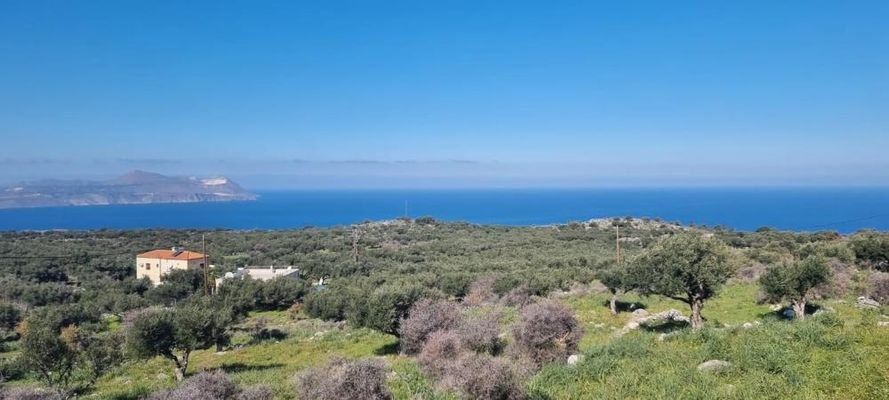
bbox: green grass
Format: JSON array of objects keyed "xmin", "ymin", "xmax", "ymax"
[
  {"xmin": 531, "ymin": 284, "xmax": 889, "ymax": 400},
  {"xmin": 14, "ymin": 284, "xmax": 889, "ymax": 399}
]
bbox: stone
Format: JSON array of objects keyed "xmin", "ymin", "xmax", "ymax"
[
  {"xmin": 878, "ymin": 321, "xmax": 889, "ymax": 328},
  {"xmin": 769, "ymin": 304, "xmax": 783, "ymax": 311},
  {"xmin": 857, "ymin": 297, "xmax": 880, "ymax": 309},
  {"xmin": 697, "ymin": 360, "xmax": 732, "ymax": 373},
  {"xmin": 631, "ymin": 308, "xmax": 650, "ymax": 318},
  {"xmin": 567, "ymin": 354, "xmax": 584, "ymax": 365},
  {"xmin": 742, "ymin": 322, "xmax": 754, "ymax": 329}
]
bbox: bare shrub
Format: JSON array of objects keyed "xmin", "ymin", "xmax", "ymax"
[
  {"xmin": 499, "ymin": 286, "xmax": 532, "ymax": 307},
  {"xmin": 295, "ymin": 357, "xmax": 391, "ymax": 400},
  {"xmin": 398, "ymin": 299, "xmax": 461, "ymax": 355},
  {"xmin": 0, "ymin": 387, "xmax": 63, "ymax": 400},
  {"xmin": 867, "ymin": 272, "xmax": 889, "ymax": 303},
  {"xmin": 737, "ymin": 261, "xmax": 768, "ymax": 282},
  {"xmin": 147, "ymin": 369, "xmax": 239, "ymax": 400},
  {"xmin": 464, "ymin": 277, "xmax": 498, "ymax": 306},
  {"xmin": 418, "ymin": 330, "xmax": 463, "ymax": 378},
  {"xmin": 440, "ymin": 353, "xmax": 527, "ymax": 400},
  {"xmin": 510, "ymin": 302, "xmax": 582, "ymax": 366},
  {"xmin": 457, "ymin": 310, "xmax": 502, "ymax": 354},
  {"xmin": 237, "ymin": 386, "xmax": 273, "ymax": 400},
  {"xmin": 810, "ymin": 260, "xmax": 855, "ymax": 299}
]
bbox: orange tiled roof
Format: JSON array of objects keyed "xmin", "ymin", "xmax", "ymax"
[{"xmin": 137, "ymin": 249, "xmax": 207, "ymax": 260}]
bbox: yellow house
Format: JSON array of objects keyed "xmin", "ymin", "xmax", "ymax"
[{"xmin": 136, "ymin": 247, "xmax": 207, "ymax": 285}]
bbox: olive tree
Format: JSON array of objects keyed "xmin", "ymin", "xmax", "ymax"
[
  {"xmin": 628, "ymin": 233, "xmax": 734, "ymax": 330},
  {"xmin": 598, "ymin": 266, "xmax": 630, "ymax": 315},
  {"xmin": 760, "ymin": 256, "xmax": 831, "ymax": 320},
  {"xmin": 18, "ymin": 316, "xmax": 123, "ymax": 396},
  {"xmin": 127, "ymin": 304, "xmax": 216, "ymax": 380}
]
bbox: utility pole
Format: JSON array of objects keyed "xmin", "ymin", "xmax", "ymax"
[
  {"xmin": 615, "ymin": 224, "xmax": 621, "ymax": 266},
  {"xmin": 202, "ymin": 234, "xmax": 210, "ymax": 295}
]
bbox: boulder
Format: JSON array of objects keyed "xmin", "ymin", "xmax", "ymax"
[
  {"xmin": 697, "ymin": 360, "xmax": 732, "ymax": 373},
  {"xmin": 631, "ymin": 308, "xmax": 650, "ymax": 318},
  {"xmin": 857, "ymin": 297, "xmax": 880, "ymax": 309}
]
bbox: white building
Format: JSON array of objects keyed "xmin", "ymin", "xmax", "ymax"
[{"xmin": 215, "ymin": 265, "xmax": 300, "ymax": 287}]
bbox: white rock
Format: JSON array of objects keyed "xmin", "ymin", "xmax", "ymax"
[
  {"xmin": 857, "ymin": 297, "xmax": 880, "ymax": 308},
  {"xmin": 697, "ymin": 360, "xmax": 732, "ymax": 373},
  {"xmin": 631, "ymin": 308, "xmax": 650, "ymax": 318},
  {"xmin": 567, "ymin": 354, "xmax": 584, "ymax": 365}
]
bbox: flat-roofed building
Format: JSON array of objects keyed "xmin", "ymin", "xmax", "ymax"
[
  {"xmin": 136, "ymin": 247, "xmax": 207, "ymax": 285},
  {"xmin": 214, "ymin": 265, "xmax": 300, "ymax": 288}
]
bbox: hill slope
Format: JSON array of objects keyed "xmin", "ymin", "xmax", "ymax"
[{"xmin": 0, "ymin": 170, "xmax": 257, "ymax": 208}]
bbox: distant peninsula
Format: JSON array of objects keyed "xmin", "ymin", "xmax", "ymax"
[{"xmin": 0, "ymin": 170, "xmax": 258, "ymax": 209}]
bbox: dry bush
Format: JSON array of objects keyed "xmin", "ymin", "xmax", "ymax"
[
  {"xmin": 146, "ymin": 369, "xmax": 270, "ymax": 400},
  {"xmin": 237, "ymin": 386, "xmax": 273, "ymax": 400},
  {"xmin": 457, "ymin": 310, "xmax": 502, "ymax": 354},
  {"xmin": 499, "ymin": 286, "xmax": 532, "ymax": 307},
  {"xmin": 418, "ymin": 330, "xmax": 463, "ymax": 378},
  {"xmin": 867, "ymin": 272, "xmax": 889, "ymax": 303},
  {"xmin": 0, "ymin": 387, "xmax": 63, "ymax": 400},
  {"xmin": 295, "ymin": 357, "xmax": 391, "ymax": 400},
  {"xmin": 810, "ymin": 260, "xmax": 856, "ymax": 299},
  {"xmin": 510, "ymin": 302, "xmax": 582, "ymax": 366},
  {"xmin": 737, "ymin": 261, "xmax": 768, "ymax": 282},
  {"xmin": 464, "ymin": 277, "xmax": 499, "ymax": 306},
  {"xmin": 440, "ymin": 353, "xmax": 527, "ymax": 400},
  {"xmin": 147, "ymin": 369, "xmax": 238, "ymax": 400},
  {"xmin": 398, "ymin": 299, "xmax": 462, "ymax": 355}
]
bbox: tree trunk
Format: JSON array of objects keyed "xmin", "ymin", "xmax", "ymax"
[
  {"xmin": 690, "ymin": 298, "xmax": 704, "ymax": 330},
  {"xmin": 172, "ymin": 354, "xmax": 188, "ymax": 381},
  {"xmin": 609, "ymin": 294, "xmax": 618, "ymax": 315},
  {"xmin": 792, "ymin": 300, "xmax": 806, "ymax": 321},
  {"xmin": 173, "ymin": 363, "xmax": 185, "ymax": 381}
]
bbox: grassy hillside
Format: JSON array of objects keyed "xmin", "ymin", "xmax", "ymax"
[
  {"xmin": 1, "ymin": 219, "xmax": 888, "ymax": 399},
  {"xmin": 71, "ymin": 283, "xmax": 888, "ymax": 399}
]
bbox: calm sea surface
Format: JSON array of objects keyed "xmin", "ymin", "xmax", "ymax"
[{"xmin": 1, "ymin": 188, "xmax": 888, "ymax": 232}]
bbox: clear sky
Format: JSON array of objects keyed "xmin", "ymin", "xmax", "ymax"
[{"xmin": 1, "ymin": 1, "xmax": 888, "ymax": 187}]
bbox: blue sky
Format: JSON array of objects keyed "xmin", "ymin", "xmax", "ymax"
[{"xmin": 1, "ymin": 1, "xmax": 888, "ymax": 187}]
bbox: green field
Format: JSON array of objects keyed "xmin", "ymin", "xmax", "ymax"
[{"xmin": 74, "ymin": 283, "xmax": 889, "ymax": 400}]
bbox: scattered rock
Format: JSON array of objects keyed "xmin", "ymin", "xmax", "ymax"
[
  {"xmin": 742, "ymin": 322, "xmax": 754, "ymax": 329},
  {"xmin": 857, "ymin": 297, "xmax": 880, "ymax": 309},
  {"xmin": 878, "ymin": 321, "xmax": 889, "ymax": 328},
  {"xmin": 567, "ymin": 354, "xmax": 584, "ymax": 365},
  {"xmin": 697, "ymin": 360, "xmax": 732, "ymax": 373},
  {"xmin": 617, "ymin": 309, "xmax": 689, "ymax": 336},
  {"xmin": 769, "ymin": 304, "xmax": 783, "ymax": 311},
  {"xmin": 631, "ymin": 309, "xmax": 650, "ymax": 318}
]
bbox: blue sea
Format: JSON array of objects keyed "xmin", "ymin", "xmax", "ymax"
[{"xmin": 1, "ymin": 188, "xmax": 888, "ymax": 232}]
